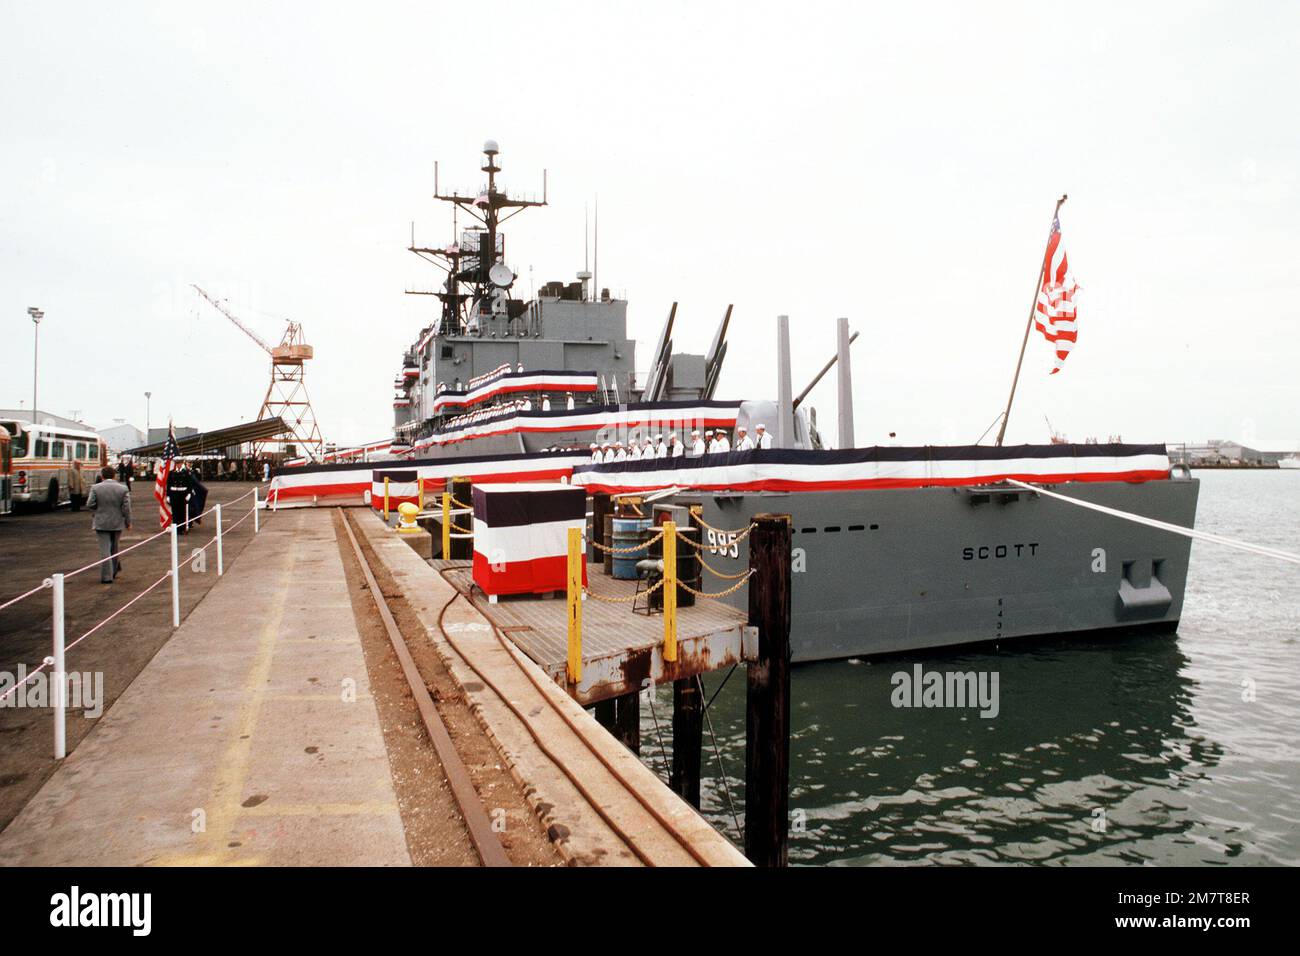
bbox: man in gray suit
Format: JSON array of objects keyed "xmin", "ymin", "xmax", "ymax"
[{"xmin": 87, "ymin": 466, "xmax": 132, "ymax": 585}]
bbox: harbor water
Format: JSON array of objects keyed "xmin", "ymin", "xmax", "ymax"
[{"xmin": 642, "ymin": 470, "xmax": 1300, "ymax": 865}]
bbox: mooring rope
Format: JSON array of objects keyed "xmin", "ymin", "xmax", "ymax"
[{"xmin": 1006, "ymin": 478, "xmax": 1300, "ymax": 565}]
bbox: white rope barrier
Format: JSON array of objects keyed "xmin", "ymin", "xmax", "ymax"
[
  {"xmin": 0, "ymin": 492, "xmax": 268, "ymax": 755},
  {"xmin": 1006, "ymin": 478, "xmax": 1300, "ymax": 566},
  {"xmin": 64, "ymin": 567, "xmax": 174, "ymax": 654},
  {"xmin": 0, "ymin": 581, "xmax": 50, "ymax": 614}
]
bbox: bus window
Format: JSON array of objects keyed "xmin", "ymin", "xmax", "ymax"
[
  {"xmin": 52, "ymin": 440, "xmax": 65, "ymax": 459},
  {"xmin": 35, "ymin": 438, "xmax": 49, "ymax": 457},
  {"xmin": 76, "ymin": 442, "xmax": 87, "ymax": 459},
  {"xmin": 86, "ymin": 441, "xmax": 98, "ymax": 460},
  {"xmin": 7, "ymin": 428, "xmax": 26, "ymax": 458}
]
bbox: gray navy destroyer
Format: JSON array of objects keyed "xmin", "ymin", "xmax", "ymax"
[{"xmin": 283, "ymin": 139, "xmax": 1200, "ymax": 662}]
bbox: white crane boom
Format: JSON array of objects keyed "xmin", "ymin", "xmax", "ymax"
[{"xmin": 191, "ymin": 284, "xmax": 274, "ymax": 355}]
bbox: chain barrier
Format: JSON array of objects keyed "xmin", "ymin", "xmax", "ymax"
[
  {"xmin": 678, "ymin": 570, "xmax": 755, "ymax": 600},
  {"xmin": 583, "ymin": 576, "xmax": 665, "ymax": 604},
  {"xmin": 694, "ymin": 551, "xmax": 753, "ymax": 580},
  {"xmin": 586, "ymin": 527, "xmax": 666, "ymax": 555}
]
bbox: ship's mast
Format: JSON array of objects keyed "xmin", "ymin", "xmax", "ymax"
[{"xmin": 408, "ymin": 140, "xmax": 547, "ymax": 336}]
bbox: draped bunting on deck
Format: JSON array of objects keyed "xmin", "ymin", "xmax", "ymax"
[
  {"xmin": 267, "ymin": 449, "xmax": 590, "ymax": 507},
  {"xmin": 471, "ymin": 483, "xmax": 587, "ymax": 597},
  {"xmin": 415, "ymin": 400, "xmax": 743, "ymax": 450},
  {"xmin": 569, "ymin": 444, "xmax": 1171, "ymax": 495},
  {"xmin": 431, "ymin": 370, "xmax": 599, "ymax": 414}
]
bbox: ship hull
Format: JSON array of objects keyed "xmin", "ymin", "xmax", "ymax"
[{"xmin": 679, "ymin": 476, "xmax": 1199, "ymax": 661}]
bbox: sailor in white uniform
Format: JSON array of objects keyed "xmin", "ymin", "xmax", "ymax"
[
  {"xmin": 755, "ymin": 423, "xmax": 773, "ymax": 449},
  {"xmin": 654, "ymin": 434, "xmax": 668, "ymax": 458},
  {"xmin": 602, "ymin": 442, "xmax": 616, "ymax": 463},
  {"xmin": 704, "ymin": 429, "xmax": 716, "ymax": 454},
  {"xmin": 566, "ymin": 393, "xmax": 575, "ymax": 410},
  {"xmin": 736, "ymin": 426, "xmax": 754, "ymax": 451},
  {"xmin": 690, "ymin": 430, "xmax": 705, "ymax": 457},
  {"xmin": 668, "ymin": 433, "xmax": 684, "ymax": 457},
  {"xmin": 613, "ymin": 441, "xmax": 627, "ymax": 462},
  {"xmin": 541, "ymin": 395, "xmax": 551, "ymax": 411},
  {"xmin": 643, "ymin": 437, "xmax": 655, "ymax": 459},
  {"xmin": 714, "ymin": 430, "xmax": 731, "ymax": 453},
  {"xmin": 590, "ymin": 442, "xmax": 601, "ymax": 462}
]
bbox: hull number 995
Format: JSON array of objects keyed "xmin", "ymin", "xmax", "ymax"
[{"xmin": 706, "ymin": 529, "xmax": 739, "ymax": 558}]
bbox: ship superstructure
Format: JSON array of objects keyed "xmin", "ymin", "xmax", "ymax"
[{"xmin": 393, "ymin": 140, "xmax": 738, "ymax": 457}]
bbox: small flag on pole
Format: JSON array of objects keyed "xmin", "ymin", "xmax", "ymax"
[
  {"xmin": 154, "ymin": 423, "xmax": 178, "ymax": 529},
  {"xmin": 1033, "ymin": 215, "xmax": 1080, "ymax": 374}
]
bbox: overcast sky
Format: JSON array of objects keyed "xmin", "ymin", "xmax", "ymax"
[{"xmin": 2, "ymin": 1, "xmax": 1296, "ymax": 448}]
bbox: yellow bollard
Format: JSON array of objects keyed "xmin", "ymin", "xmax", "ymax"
[
  {"xmin": 567, "ymin": 526, "xmax": 583, "ymax": 684},
  {"xmin": 663, "ymin": 520, "xmax": 677, "ymax": 662},
  {"xmin": 441, "ymin": 492, "xmax": 451, "ymax": 560},
  {"xmin": 396, "ymin": 501, "xmax": 421, "ymax": 534},
  {"xmin": 383, "ymin": 477, "xmax": 390, "ymax": 521}
]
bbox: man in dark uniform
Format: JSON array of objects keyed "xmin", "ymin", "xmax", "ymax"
[
  {"xmin": 189, "ymin": 466, "xmax": 209, "ymax": 527},
  {"xmin": 167, "ymin": 460, "xmax": 195, "ymax": 533}
]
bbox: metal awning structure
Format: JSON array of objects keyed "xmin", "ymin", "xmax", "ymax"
[{"xmin": 124, "ymin": 417, "xmax": 290, "ymax": 457}]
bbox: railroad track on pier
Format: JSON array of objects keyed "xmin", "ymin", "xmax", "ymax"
[{"xmin": 340, "ymin": 510, "xmax": 724, "ymax": 867}]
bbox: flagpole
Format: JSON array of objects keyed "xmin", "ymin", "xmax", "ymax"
[{"xmin": 994, "ymin": 194, "xmax": 1067, "ymax": 446}]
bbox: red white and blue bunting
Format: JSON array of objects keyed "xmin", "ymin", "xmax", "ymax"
[
  {"xmin": 415, "ymin": 400, "xmax": 742, "ymax": 450},
  {"xmin": 471, "ymin": 482, "xmax": 588, "ymax": 597},
  {"xmin": 569, "ymin": 444, "xmax": 1172, "ymax": 494},
  {"xmin": 432, "ymin": 369, "xmax": 599, "ymax": 414}
]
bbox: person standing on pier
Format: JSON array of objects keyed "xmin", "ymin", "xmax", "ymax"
[
  {"xmin": 168, "ymin": 461, "xmax": 195, "ymax": 533},
  {"xmin": 87, "ymin": 466, "xmax": 131, "ymax": 585},
  {"xmin": 189, "ymin": 465, "xmax": 209, "ymax": 527}
]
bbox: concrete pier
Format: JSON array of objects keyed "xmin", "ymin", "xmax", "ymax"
[
  {"xmin": 0, "ymin": 510, "xmax": 410, "ymax": 866},
  {"xmin": 0, "ymin": 506, "xmax": 750, "ymax": 867}
]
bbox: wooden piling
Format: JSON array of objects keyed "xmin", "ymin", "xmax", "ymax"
[
  {"xmin": 591, "ymin": 492, "xmax": 610, "ymax": 565},
  {"xmin": 670, "ymin": 677, "xmax": 703, "ymax": 808},
  {"xmin": 613, "ymin": 691, "xmax": 640, "ymax": 755},
  {"xmin": 744, "ymin": 512, "xmax": 792, "ymax": 867}
]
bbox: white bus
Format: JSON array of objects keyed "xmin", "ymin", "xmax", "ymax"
[{"xmin": 0, "ymin": 419, "xmax": 106, "ymax": 511}]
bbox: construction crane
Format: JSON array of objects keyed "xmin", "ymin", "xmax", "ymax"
[{"xmin": 192, "ymin": 285, "xmax": 324, "ymax": 462}]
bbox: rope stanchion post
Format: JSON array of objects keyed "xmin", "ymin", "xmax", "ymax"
[
  {"xmin": 253, "ymin": 487, "xmax": 259, "ymax": 533},
  {"xmin": 566, "ymin": 526, "xmax": 583, "ymax": 685},
  {"xmin": 51, "ymin": 573, "xmax": 66, "ymax": 760},
  {"xmin": 662, "ymin": 520, "xmax": 677, "ymax": 662},
  {"xmin": 169, "ymin": 524, "xmax": 180, "ymax": 629},
  {"xmin": 744, "ymin": 512, "xmax": 793, "ymax": 868},
  {"xmin": 215, "ymin": 503, "xmax": 224, "ymax": 576},
  {"xmin": 441, "ymin": 492, "xmax": 451, "ymax": 560}
]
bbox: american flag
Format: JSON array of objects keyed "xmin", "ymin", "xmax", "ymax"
[
  {"xmin": 154, "ymin": 423, "xmax": 178, "ymax": 529},
  {"xmin": 1033, "ymin": 215, "xmax": 1080, "ymax": 374}
]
